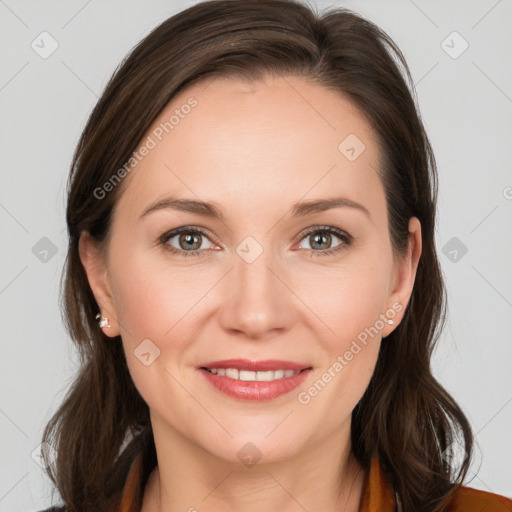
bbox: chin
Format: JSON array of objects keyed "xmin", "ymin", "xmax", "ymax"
[{"xmin": 203, "ymin": 434, "xmax": 302, "ymax": 468}]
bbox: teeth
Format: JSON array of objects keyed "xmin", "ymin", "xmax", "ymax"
[
  {"xmin": 225, "ymin": 368, "xmax": 238, "ymax": 379},
  {"xmin": 207, "ymin": 368, "xmax": 301, "ymax": 381},
  {"xmin": 239, "ymin": 370, "xmax": 256, "ymax": 381}
]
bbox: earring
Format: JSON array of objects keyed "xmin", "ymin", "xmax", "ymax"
[
  {"xmin": 387, "ymin": 319, "xmax": 394, "ymax": 325},
  {"xmin": 95, "ymin": 313, "xmax": 111, "ymax": 328}
]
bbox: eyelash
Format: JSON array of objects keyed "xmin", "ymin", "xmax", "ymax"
[{"xmin": 158, "ymin": 225, "xmax": 353, "ymax": 259}]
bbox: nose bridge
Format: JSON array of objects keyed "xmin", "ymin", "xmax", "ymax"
[
  {"xmin": 218, "ymin": 234, "xmax": 292, "ymax": 338},
  {"xmin": 235, "ymin": 236, "xmax": 274, "ymax": 296}
]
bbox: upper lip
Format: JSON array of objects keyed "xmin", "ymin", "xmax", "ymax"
[{"xmin": 199, "ymin": 359, "xmax": 312, "ymax": 371}]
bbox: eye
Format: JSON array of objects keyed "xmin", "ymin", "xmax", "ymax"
[
  {"xmin": 296, "ymin": 226, "xmax": 352, "ymax": 258},
  {"xmin": 159, "ymin": 226, "xmax": 217, "ymax": 258}
]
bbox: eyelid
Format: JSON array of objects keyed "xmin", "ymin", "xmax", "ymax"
[
  {"xmin": 158, "ymin": 225, "xmax": 219, "ymax": 244},
  {"xmin": 297, "ymin": 225, "xmax": 353, "ymax": 244}
]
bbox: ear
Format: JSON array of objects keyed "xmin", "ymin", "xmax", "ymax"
[
  {"xmin": 78, "ymin": 230, "xmax": 120, "ymax": 337},
  {"xmin": 382, "ymin": 216, "xmax": 422, "ymax": 338}
]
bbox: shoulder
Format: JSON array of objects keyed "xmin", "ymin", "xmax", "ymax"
[
  {"xmin": 36, "ymin": 507, "xmax": 66, "ymax": 512},
  {"xmin": 445, "ymin": 485, "xmax": 512, "ymax": 511}
]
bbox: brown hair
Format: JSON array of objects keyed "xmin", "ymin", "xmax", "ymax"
[{"xmin": 42, "ymin": 1, "xmax": 473, "ymax": 511}]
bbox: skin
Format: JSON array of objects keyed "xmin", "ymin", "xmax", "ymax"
[{"xmin": 79, "ymin": 74, "xmax": 422, "ymax": 512}]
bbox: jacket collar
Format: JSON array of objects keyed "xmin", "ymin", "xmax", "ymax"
[
  {"xmin": 114, "ymin": 451, "xmax": 396, "ymax": 512},
  {"xmin": 359, "ymin": 454, "xmax": 397, "ymax": 511}
]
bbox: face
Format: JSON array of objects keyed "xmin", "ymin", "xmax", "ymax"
[{"xmin": 80, "ymin": 74, "xmax": 421, "ymax": 465}]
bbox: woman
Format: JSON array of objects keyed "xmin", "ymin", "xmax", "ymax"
[{"xmin": 38, "ymin": 1, "xmax": 512, "ymax": 511}]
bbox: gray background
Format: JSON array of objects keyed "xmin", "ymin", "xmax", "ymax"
[{"xmin": 1, "ymin": 0, "xmax": 511, "ymax": 510}]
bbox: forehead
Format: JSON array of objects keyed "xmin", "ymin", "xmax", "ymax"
[{"xmin": 113, "ymin": 74, "xmax": 385, "ymax": 224}]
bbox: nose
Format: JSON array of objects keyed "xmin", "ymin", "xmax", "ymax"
[{"xmin": 217, "ymin": 242, "xmax": 296, "ymax": 340}]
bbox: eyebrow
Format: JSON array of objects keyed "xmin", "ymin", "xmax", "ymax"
[{"xmin": 139, "ymin": 195, "xmax": 371, "ymax": 220}]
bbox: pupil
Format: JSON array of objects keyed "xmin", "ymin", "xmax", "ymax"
[
  {"xmin": 312, "ymin": 232, "xmax": 330, "ymax": 250},
  {"xmin": 181, "ymin": 233, "xmax": 200, "ymax": 250}
]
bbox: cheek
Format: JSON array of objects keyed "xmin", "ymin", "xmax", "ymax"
[
  {"xmin": 291, "ymin": 254, "xmax": 390, "ymax": 410},
  {"xmin": 291, "ymin": 252, "xmax": 392, "ymax": 347},
  {"xmin": 109, "ymin": 255, "xmax": 201, "ymax": 413},
  {"xmin": 295, "ymin": 271, "xmax": 386, "ymax": 430},
  {"xmin": 108, "ymin": 251, "xmax": 219, "ymax": 400},
  {"xmin": 109, "ymin": 248, "xmax": 208, "ymax": 344}
]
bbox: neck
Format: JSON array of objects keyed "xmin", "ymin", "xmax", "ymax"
[{"xmin": 142, "ymin": 414, "xmax": 367, "ymax": 512}]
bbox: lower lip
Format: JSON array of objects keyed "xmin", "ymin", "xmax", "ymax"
[{"xmin": 199, "ymin": 368, "xmax": 312, "ymax": 401}]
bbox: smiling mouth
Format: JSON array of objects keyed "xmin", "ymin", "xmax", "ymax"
[
  {"xmin": 200, "ymin": 367, "xmax": 310, "ymax": 381},
  {"xmin": 198, "ymin": 359, "xmax": 313, "ymax": 401}
]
